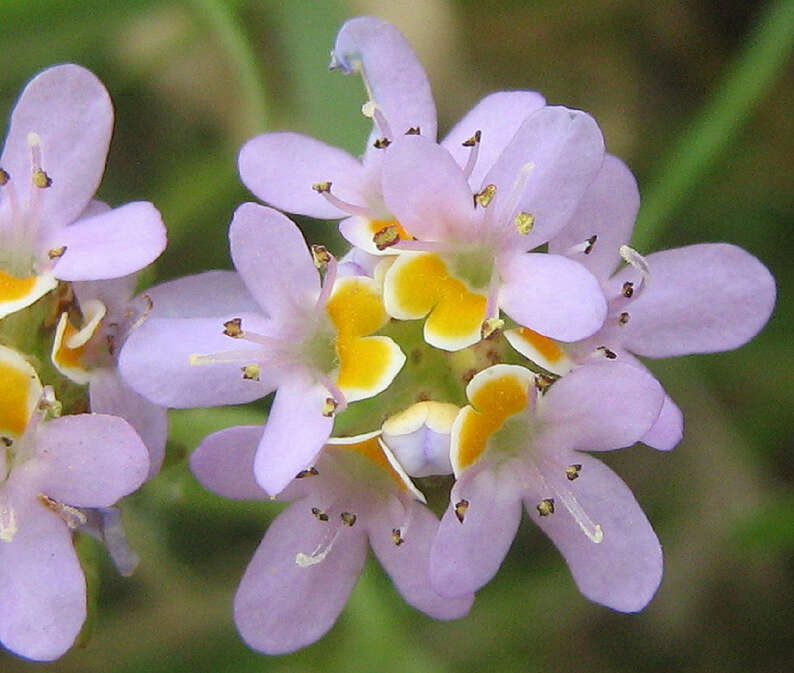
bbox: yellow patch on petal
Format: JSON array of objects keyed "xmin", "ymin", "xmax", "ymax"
[
  {"xmin": 0, "ymin": 270, "xmax": 57, "ymax": 319},
  {"xmin": 504, "ymin": 327, "xmax": 574, "ymax": 376},
  {"xmin": 51, "ymin": 308, "xmax": 104, "ymax": 385},
  {"xmin": 0, "ymin": 345, "xmax": 42, "ymax": 439},
  {"xmin": 325, "ymin": 277, "xmax": 405, "ymax": 402},
  {"xmin": 452, "ymin": 365, "xmax": 533, "ymax": 474},
  {"xmin": 384, "ymin": 253, "xmax": 486, "ymax": 351}
]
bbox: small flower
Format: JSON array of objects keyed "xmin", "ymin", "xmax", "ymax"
[
  {"xmin": 190, "ymin": 424, "xmax": 473, "ymax": 655},
  {"xmin": 429, "ymin": 362, "xmax": 665, "ymax": 612},
  {"xmin": 0, "ymin": 345, "xmax": 148, "ymax": 660},
  {"xmin": 0, "ymin": 65, "xmax": 166, "ymax": 319}
]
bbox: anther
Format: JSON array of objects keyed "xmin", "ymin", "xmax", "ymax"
[
  {"xmin": 481, "ymin": 317, "xmax": 504, "ymax": 340},
  {"xmin": 597, "ymin": 346, "xmax": 617, "ymax": 360},
  {"xmin": 584, "ymin": 235, "xmax": 597, "ymax": 254},
  {"xmin": 622, "ymin": 281, "xmax": 634, "ymax": 298},
  {"xmin": 514, "ymin": 211, "xmax": 535, "ymax": 235},
  {"xmin": 32, "ymin": 169, "xmax": 52, "ymax": 188},
  {"xmin": 340, "ymin": 512, "xmax": 357, "ymax": 527},
  {"xmin": 312, "ymin": 181, "xmax": 332, "ymax": 194},
  {"xmin": 474, "ymin": 184, "xmax": 497, "ymax": 208},
  {"xmin": 222, "ymin": 318, "xmax": 244, "ymax": 338},
  {"xmin": 47, "ymin": 245, "xmax": 67, "ymax": 260},
  {"xmin": 296, "ymin": 466, "xmax": 319, "ymax": 478},
  {"xmin": 618, "ymin": 311, "xmax": 630, "ymax": 325},
  {"xmin": 405, "ymin": 126, "xmax": 421, "ymax": 135},
  {"xmin": 373, "ymin": 137, "xmax": 391, "ymax": 149},
  {"xmin": 241, "ymin": 364, "xmax": 260, "ymax": 381},
  {"xmin": 373, "ymin": 224, "xmax": 401, "ymax": 251},
  {"xmin": 454, "ymin": 499, "xmax": 469, "ymax": 523},
  {"xmin": 565, "ymin": 464, "xmax": 582, "ymax": 481},
  {"xmin": 536, "ymin": 498, "xmax": 555, "ymax": 516},
  {"xmin": 311, "ymin": 507, "xmax": 329, "ymax": 522},
  {"xmin": 535, "ymin": 373, "xmax": 557, "ymax": 392},
  {"xmin": 0, "ymin": 437, "xmax": 12, "ymax": 447},
  {"xmin": 311, "ymin": 244, "xmax": 332, "ymax": 269},
  {"xmin": 322, "ymin": 397, "xmax": 338, "ymax": 417},
  {"xmin": 461, "ymin": 130, "xmax": 482, "ymax": 147},
  {"xmin": 0, "ymin": 168, "xmax": 9, "ymax": 185},
  {"xmin": 392, "ymin": 528, "xmax": 404, "ymax": 545},
  {"xmin": 37, "ymin": 494, "xmax": 87, "ymax": 528}
]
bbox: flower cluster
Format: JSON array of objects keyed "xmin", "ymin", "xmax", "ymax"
[{"xmin": 0, "ymin": 15, "xmax": 776, "ymax": 662}]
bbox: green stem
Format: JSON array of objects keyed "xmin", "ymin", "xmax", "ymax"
[{"xmin": 633, "ymin": 0, "xmax": 794, "ymax": 250}]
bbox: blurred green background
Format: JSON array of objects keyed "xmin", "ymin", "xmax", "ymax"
[{"xmin": 1, "ymin": 0, "xmax": 793, "ymax": 671}]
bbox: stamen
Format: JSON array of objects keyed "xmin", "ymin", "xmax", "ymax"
[
  {"xmin": 596, "ymin": 346, "xmax": 617, "ymax": 360},
  {"xmin": 565, "ymin": 464, "xmax": 582, "ymax": 481},
  {"xmin": 513, "ymin": 211, "xmax": 535, "ymax": 235},
  {"xmin": 373, "ymin": 137, "xmax": 391, "ymax": 149},
  {"xmin": 311, "ymin": 244, "xmax": 332, "ymax": 269},
  {"xmin": 128, "ymin": 294, "xmax": 154, "ymax": 333},
  {"xmin": 32, "ymin": 169, "xmax": 52, "ymax": 189},
  {"xmin": 312, "ymin": 181, "xmax": 375, "ymax": 219},
  {"xmin": 454, "ymin": 498, "xmax": 469, "ymax": 523},
  {"xmin": 619, "ymin": 245, "xmax": 650, "ymax": 281},
  {"xmin": 0, "ymin": 499, "xmax": 17, "ymax": 542},
  {"xmin": 391, "ymin": 528, "xmax": 404, "ymax": 545},
  {"xmin": 223, "ymin": 318, "xmax": 244, "ymax": 338},
  {"xmin": 296, "ymin": 528, "xmax": 341, "ymax": 567},
  {"xmin": 314, "ymin": 253, "xmax": 338, "ymax": 311},
  {"xmin": 461, "ymin": 129, "xmax": 482, "ymax": 180},
  {"xmin": 474, "ymin": 184, "xmax": 497, "ymax": 208},
  {"xmin": 322, "ymin": 397, "xmax": 338, "ymax": 417},
  {"xmin": 498, "ymin": 162, "xmax": 535, "ymax": 226},
  {"xmin": 241, "ymin": 364, "xmax": 260, "ymax": 380},
  {"xmin": 0, "ymin": 168, "xmax": 9, "ymax": 185},
  {"xmin": 481, "ymin": 317, "xmax": 504, "ymax": 340},
  {"xmin": 618, "ymin": 311, "xmax": 630, "ymax": 326},
  {"xmin": 37, "ymin": 494, "xmax": 87, "ymax": 529},
  {"xmin": 373, "ymin": 224, "xmax": 401, "ymax": 251},
  {"xmin": 405, "ymin": 126, "xmax": 421, "ymax": 135},
  {"xmin": 296, "ymin": 466, "xmax": 319, "ymax": 478},
  {"xmin": 311, "ymin": 506, "xmax": 329, "ymax": 522},
  {"xmin": 536, "ymin": 498, "xmax": 555, "ymax": 516},
  {"xmin": 564, "ymin": 235, "xmax": 598, "ymax": 256},
  {"xmin": 340, "ymin": 511, "xmax": 357, "ymax": 527},
  {"xmin": 535, "ymin": 373, "xmax": 557, "ymax": 392},
  {"xmin": 622, "ymin": 281, "xmax": 634, "ymax": 298},
  {"xmin": 48, "ymin": 245, "xmax": 67, "ymax": 260},
  {"xmin": 361, "ymin": 101, "xmax": 394, "ymax": 140}
]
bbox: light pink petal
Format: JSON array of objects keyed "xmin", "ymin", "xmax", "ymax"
[
  {"xmin": 611, "ymin": 243, "xmax": 776, "ymax": 358},
  {"xmin": 238, "ymin": 132, "xmax": 366, "ymax": 219},
  {"xmin": 368, "ymin": 499, "xmax": 474, "ymax": 619},
  {"xmin": 484, "ymin": 106, "xmax": 605, "ymax": 250},
  {"xmin": 33, "ymin": 414, "xmax": 149, "ymax": 507},
  {"xmin": 499, "ymin": 252, "xmax": 607, "ymax": 341},
  {"xmin": 118, "ymin": 313, "xmax": 277, "ymax": 408},
  {"xmin": 539, "ymin": 362, "xmax": 664, "ymax": 452},
  {"xmin": 89, "ymin": 369, "xmax": 168, "ymax": 477},
  {"xmin": 72, "ymin": 274, "xmax": 137, "ymax": 319},
  {"xmin": 525, "ymin": 451, "xmax": 662, "ymax": 612},
  {"xmin": 234, "ymin": 500, "xmax": 368, "ymax": 655},
  {"xmin": 0, "ymin": 486, "xmax": 85, "ymax": 661},
  {"xmin": 332, "ymin": 16, "xmax": 437, "ymax": 146},
  {"xmin": 190, "ymin": 425, "xmax": 268, "ymax": 501},
  {"xmin": 145, "ymin": 270, "xmax": 260, "ymax": 319},
  {"xmin": 641, "ymin": 393, "xmax": 683, "ymax": 451},
  {"xmin": 381, "ymin": 135, "xmax": 478, "ymax": 241},
  {"xmin": 442, "ymin": 91, "xmax": 546, "ymax": 189},
  {"xmin": 254, "ymin": 376, "xmax": 334, "ymax": 496},
  {"xmin": 429, "ymin": 468, "xmax": 522, "ymax": 598},
  {"xmin": 547, "ymin": 154, "xmax": 639, "ymax": 281},
  {"xmin": 1, "ymin": 64, "xmax": 112, "ymax": 234},
  {"xmin": 229, "ymin": 203, "xmax": 320, "ymax": 318},
  {"xmin": 49, "ymin": 201, "xmax": 166, "ymax": 281}
]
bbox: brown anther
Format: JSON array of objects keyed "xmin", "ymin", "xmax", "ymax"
[
  {"xmin": 311, "ymin": 244, "xmax": 332, "ymax": 269},
  {"xmin": 622, "ymin": 281, "xmax": 634, "ymax": 298},
  {"xmin": 312, "ymin": 181, "xmax": 332, "ymax": 194},
  {"xmin": 535, "ymin": 373, "xmax": 557, "ymax": 392},
  {"xmin": 0, "ymin": 168, "xmax": 9, "ymax": 185},
  {"xmin": 392, "ymin": 528, "xmax": 404, "ymax": 545},
  {"xmin": 597, "ymin": 346, "xmax": 617, "ymax": 360},
  {"xmin": 474, "ymin": 184, "xmax": 497, "ymax": 208},
  {"xmin": 618, "ymin": 311, "xmax": 630, "ymax": 326},
  {"xmin": 514, "ymin": 211, "xmax": 535, "ymax": 234},
  {"xmin": 584, "ymin": 235, "xmax": 597, "ymax": 254},
  {"xmin": 373, "ymin": 137, "xmax": 391, "ymax": 149},
  {"xmin": 454, "ymin": 499, "xmax": 469, "ymax": 523},
  {"xmin": 405, "ymin": 126, "xmax": 421, "ymax": 135},
  {"xmin": 37, "ymin": 494, "xmax": 87, "ymax": 528},
  {"xmin": 566, "ymin": 464, "xmax": 582, "ymax": 481},
  {"xmin": 241, "ymin": 364, "xmax": 260, "ymax": 381},
  {"xmin": 1, "ymin": 436, "xmax": 12, "ymax": 447},
  {"xmin": 32, "ymin": 168, "xmax": 52, "ymax": 188},
  {"xmin": 373, "ymin": 224, "xmax": 400, "ymax": 251},
  {"xmin": 106, "ymin": 334, "xmax": 117, "ymax": 356},
  {"xmin": 481, "ymin": 317, "xmax": 504, "ymax": 340},
  {"xmin": 222, "ymin": 318, "xmax": 244, "ymax": 338},
  {"xmin": 311, "ymin": 507, "xmax": 329, "ymax": 522},
  {"xmin": 461, "ymin": 130, "xmax": 482, "ymax": 147},
  {"xmin": 340, "ymin": 512, "xmax": 357, "ymax": 527},
  {"xmin": 296, "ymin": 466, "xmax": 319, "ymax": 478},
  {"xmin": 47, "ymin": 245, "xmax": 67, "ymax": 260},
  {"xmin": 322, "ymin": 397, "xmax": 338, "ymax": 417},
  {"xmin": 536, "ymin": 498, "xmax": 555, "ymax": 516}
]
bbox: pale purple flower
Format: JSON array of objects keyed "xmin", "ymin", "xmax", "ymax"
[
  {"xmin": 191, "ymin": 425, "xmax": 473, "ymax": 655},
  {"xmin": 506, "ymin": 154, "xmax": 777, "ymax": 449},
  {"xmin": 429, "ymin": 362, "xmax": 665, "ymax": 612},
  {"xmin": 120, "ymin": 203, "xmax": 405, "ymax": 495},
  {"xmin": 0, "ymin": 346, "xmax": 148, "ymax": 661},
  {"xmin": 0, "ymin": 64, "xmax": 166, "ymax": 319}
]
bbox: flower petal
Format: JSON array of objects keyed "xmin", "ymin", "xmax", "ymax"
[
  {"xmin": 611, "ymin": 243, "xmax": 776, "ymax": 357},
  {"xmin": 254, "ymin": 376, "xmax": 334, "ymax": 496},
  {"xmin": 234, "ymin": 500, "xmax": 367, "ymax": 655},
  {"xmin": 483, "ymin": 106, "xmax": 604, "ymax": 250},
  {"xmin": 430, "ymin": 468, "xmax": 522, "ymax": 597},
  {"xmin": 369, "ymin": 499, "xmax": 474, "ymax": 619},
  {"xmin": 229, "ymin": 203, "xmax": 320, "ymax": 319},
  {"xmin": 499, "ymin": 252, "xmax": 607, "ymax": 341},
  {"xmin": 524, "ymin": 451, "xmax": 663, "ymax": 612},
  {"xmin": 332, "ymin": 16, "xmax": 437, "ymax": 145},
  {"xmin": 0, "ymin": 64, "xmax": 113, "ymax": 235},
  {"xmin": 238, "ymin": 132, "xmax": 366, "ymax": 219},
  {"xmin": 33, "ymin": 414, "xmax": 149, "ymax": 507},
  {"xmin": 547, "ymin": 154, "xmax": 638, "ymax": 281},
  {"xmin": 539, "ymin": 362, "xmax": 664, "ymax": 451},
  {"xmin": 641, "ymin": 393, "xmax": 683, "ymax": 451},
  {"xmin": 145, "ymin": 270, "xmax": 260, "ymax": 319},
  {"xmin": 49, "ymin": 201, "xmax": 166, "ymax": 281},
  {"xmin": 442, "ymin": 91, "xmax": 546, "ymax": 189}
]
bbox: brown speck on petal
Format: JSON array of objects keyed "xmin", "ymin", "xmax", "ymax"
[{"xmin": 454, "ymin": 499, "xmax": 469, "ymax": 523}]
